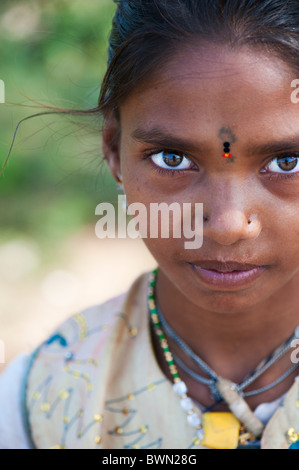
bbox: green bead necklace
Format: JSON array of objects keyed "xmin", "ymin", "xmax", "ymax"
[
  {"xmin": 147, "ymin": 268, "xmax": 266, "ymax": 448},
  {"xmin": 148, "ymin": 268, "xmax": 205, "ymax": 442}
]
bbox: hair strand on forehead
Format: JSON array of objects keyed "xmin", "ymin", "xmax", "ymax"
[{"xmin": 3, "ymin": 0, "xmax": 299, "ymax": 173}]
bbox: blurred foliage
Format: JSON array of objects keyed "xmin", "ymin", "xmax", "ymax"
[{"xmin": 0, "ymin": 0, "xmax": 117, "ymax": 248}]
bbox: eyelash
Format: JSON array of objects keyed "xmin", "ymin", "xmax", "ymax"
[
  {"xmin": 143, "ymin": 149, "xmax": 299, "ymax": 181},
  {"xmin": 263, "ymin": 152, "xmax": 299, "ymax": 181},
  {"xmin": 143, "ymin": 149, "xmax": 197, "ymax": 177}
]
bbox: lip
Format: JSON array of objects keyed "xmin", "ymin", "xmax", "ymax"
[
  {"xmin": 190, "ymin": 260, "xmax": 263, "ymax": 272},
  {"xmin": 188, "ymin": 260, "xmax": 268, "ymax": 290}
]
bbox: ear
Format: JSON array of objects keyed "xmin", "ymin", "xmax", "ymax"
[{"xmin": 102, "ymin": 112, "xmax": 122, "ymax": 182}]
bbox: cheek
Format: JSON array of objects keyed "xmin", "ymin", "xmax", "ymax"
[
  {"xmin": 271, "ymin": 208, "xmax": 299, "ymax": 258},
  {"xmin": 122, "ymin": 170, "xmax": 151, "ymax": 206},
  {"xmin": 142, "ymin": 236, "xmax": 182, "ymax": 261},
  {"xmin": 124, "ymin": 197, "xmax": 189, "ymax": 263}
]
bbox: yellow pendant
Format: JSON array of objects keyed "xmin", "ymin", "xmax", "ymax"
[{"xmin": 201, "ymin": 412, "xmax": 241, "ymax": 449}]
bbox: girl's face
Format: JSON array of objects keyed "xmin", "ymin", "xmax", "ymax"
[{"xmin": 104, "ymin": 43, "xmax": 299, "ymax": 313}]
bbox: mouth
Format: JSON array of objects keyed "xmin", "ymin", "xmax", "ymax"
[{"xmin": 188, "ymin": 260, "xmax": 268, "ymax": 290}]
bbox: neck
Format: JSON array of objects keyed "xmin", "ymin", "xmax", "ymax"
[{"xmin": 155, "ymin": 268, "xmax": 299, "ymax": 388}]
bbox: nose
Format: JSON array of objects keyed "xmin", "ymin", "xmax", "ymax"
[{"xmin": 203, "ymin": 182, "xmax": 262, "ymax": 246}]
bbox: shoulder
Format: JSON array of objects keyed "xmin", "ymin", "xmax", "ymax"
[
  {"xmin": 0, "ymin": 290, "xmax": 127, "ymax": 449},
  {"xmin": 41, "ymin": 269, "xmax": 150, "ymax": 350},
  {"xmin": 23, "ymin": 271, "xmax": 152, "ymax": 449},
  {"xmin": 45, "ymin": 289, "xmax": 128, "ymax": 349},
  {"xmin": 261, "ymin": 376, "xmax": 299, "ymax": 449}
]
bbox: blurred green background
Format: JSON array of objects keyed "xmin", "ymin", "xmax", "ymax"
[
  {"xmin": 0, "ymin": 0, "xmax": 156, "ymax": 371},
  {"xmin": 0, "ymin": 0, "xmax": 116, "ymax": 252}
]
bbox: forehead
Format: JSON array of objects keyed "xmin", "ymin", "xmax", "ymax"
[{"xmin": 119, "ymin": 43, "xmax": 298, "ymax": 139}]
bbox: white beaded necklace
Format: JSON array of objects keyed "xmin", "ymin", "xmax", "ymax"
[{"xmin": 148, "ymin": 268, "xmax": 299, "ymax": 448}]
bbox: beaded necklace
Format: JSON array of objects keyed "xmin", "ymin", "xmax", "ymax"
[
  {"xmin": 157, "ymin": 303, "xmax": 298, "ymax": 401},
  {"xmin": 148, "ymin": 269, "xmax": 205, "ymax": 443},
  {"xmin": 148, "ymin": 268, "xmax": 299, "ymax": 449}
]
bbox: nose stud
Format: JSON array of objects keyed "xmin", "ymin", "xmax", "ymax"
[{"xmin": 204, "ymin": 213, "xmax": 257, "ymax": 227}]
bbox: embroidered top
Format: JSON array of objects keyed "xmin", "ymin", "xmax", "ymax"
[{"xmin": 1, "ymin": 271, "xmax": 299, "ymax": 449}]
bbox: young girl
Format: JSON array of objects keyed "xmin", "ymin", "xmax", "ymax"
[{"xmin": 1, "ymin": 0, "xmax": 299, "ymax": 450}]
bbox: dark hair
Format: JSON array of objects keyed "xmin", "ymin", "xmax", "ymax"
[
  {"xmin": 2, "ymin": 0, "xmax": 299, "ymax": 174},
  {"xmin": 99, "ymin": 0, "xmax": 299, "ymax": 116}
]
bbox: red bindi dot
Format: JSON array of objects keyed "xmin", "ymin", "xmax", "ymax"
[
  {"xmin": 222, "ymin": 153, "xmax": 232, "ymax": 158},
  {"xmin": 222, "ymin": 142, "xmax": 232, "ymax": 158}
]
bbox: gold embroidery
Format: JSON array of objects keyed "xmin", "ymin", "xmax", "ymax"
[{"xmin": 73, "ymin": 313, "xmax": 88, "ymax": 341}]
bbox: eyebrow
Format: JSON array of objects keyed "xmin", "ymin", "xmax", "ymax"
[
  {"xmin": 131, "ymin": 127, "xmax": 201, "ymax": 152},
  {"xmin": 245, "ymin": 138, "xmax": 299, "ymax": 157},
  {"xmin": 131, "ymin": 127, "xmax": 299, "ymax": 156}
]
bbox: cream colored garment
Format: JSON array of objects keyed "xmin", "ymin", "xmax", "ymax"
[{"xmin": 22, "ymin": 271, "xmax": 299, "ymax": 449}]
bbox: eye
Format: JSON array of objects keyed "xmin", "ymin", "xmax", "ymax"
[
  {"xmin": 149, "ymin": 151, "xmax": 194, "ymax": 171},
  {"xmin": 264, "ymin": 154, "xmax": 299, "ymax": 174}
]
